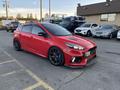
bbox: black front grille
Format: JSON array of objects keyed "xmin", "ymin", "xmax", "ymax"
[{"xmin": 76, "ymin": 30, "xmax": 81, "ymax": 32}]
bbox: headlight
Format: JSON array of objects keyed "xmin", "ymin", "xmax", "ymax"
[{"xmin": 65, "ymin": 43, "xmax": 85, "ymax": 50}]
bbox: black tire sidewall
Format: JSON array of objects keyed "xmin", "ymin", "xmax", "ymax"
[
  {"xmin": 87, "ymin": 31, "xmax": 91, "ymax": 36},
  {"xmin": 13, "ymin": 40, "xmax": 21, "ymax": 51},
  {"xmin": 48, "ymin": 47, "xmax": 64, "ymax": 66}
]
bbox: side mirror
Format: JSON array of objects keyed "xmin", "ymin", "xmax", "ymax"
[{"xmin": 38, "ymin": 32, "xmax": 47, "ymax": 37}]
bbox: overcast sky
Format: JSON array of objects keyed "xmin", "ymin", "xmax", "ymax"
[{"xmin": 0, "ymin": 0, "xmax": 106, "ymax": 18}]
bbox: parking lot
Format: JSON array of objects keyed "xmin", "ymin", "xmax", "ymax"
[{"xmin": 0, "ymin": 30, "xmax": 120, "ymax": 90}]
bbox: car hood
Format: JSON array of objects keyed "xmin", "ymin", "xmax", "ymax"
[
  {"xmin": 76, "ymin": 27, "xmax": 91, "ymax": 30},
  {"xmin": 95, "ymin": 29, "xmax": 112, "ymax": 33},
  {"xmin": 56, "ymin": 35, "xmax": 96, "ymax": 49}
]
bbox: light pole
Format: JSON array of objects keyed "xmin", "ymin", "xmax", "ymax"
[
  {"xmin": 3, "ymin": 0, "xmax": 9, "ymax": 20},
  {"xmin": 39, "ymin": 0, "xmax": 42, "ymax": 21},
  {"xmin": 49, "ymin": 0, "xmax": 51, "ymax": 18}
]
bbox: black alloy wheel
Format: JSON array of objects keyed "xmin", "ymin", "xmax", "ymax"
[{"xmin": 48, "ymin": 47, "xmax": 64, "ymax": 66}]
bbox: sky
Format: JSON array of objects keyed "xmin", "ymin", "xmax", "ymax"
[{"xmin": 0, "ymin": 0, "xmax": 105, "ymax": 18}]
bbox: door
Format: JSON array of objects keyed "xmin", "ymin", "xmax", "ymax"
[
  {"xmin": 31, "ymin": 25, "xmax": 50, "ymax": 57},
  {"xmin": 20, "ymin": 25, "xmax": 32, "ymax": 50}
]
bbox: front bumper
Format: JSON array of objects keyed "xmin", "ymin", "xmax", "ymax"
[
  {"xmin": 63, "ymin": 47, "xmax": 97, "ymax": 67},
  {"xmin": 93, "ymin": 34, "xmax": 109, "ymax": 38},
  {"xmin": 74, "ymin": 30, "xmax": 87, "ymax": 35}
]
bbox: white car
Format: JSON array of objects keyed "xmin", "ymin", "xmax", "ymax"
[
  {"xmin": 74, "ymin": 23, "xmax": 99, "ymax": 36},
  {"xmin": 117, "ymin": 30, "xmax": 120, "ymax": 39}
]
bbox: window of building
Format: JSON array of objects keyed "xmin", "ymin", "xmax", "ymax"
[
  {"xmin": 100, "ymin": 13, "xmax": 116, "ymax": 21},
  {"xmin": 101, "ymin": 14, "xmax": 108, "ymax": 21},
  {"xmin": 108, "ymin": 14, "xmax": 116, "ymax": 21}
]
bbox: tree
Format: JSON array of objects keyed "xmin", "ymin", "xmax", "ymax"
[
  {"xmin": 16, "ymin": 13, "xmax": 21, "ymax": 19},
  {"xmin": 45, "ymin": 13, "xmax": 49, "ymax": 19},
  {"xmin": 30, "ymin": 13, "xmax": 33, "ymax": 19},
  {"xmin": 27, "ymin": 13, "xmax": 30, "ymax": 19}
]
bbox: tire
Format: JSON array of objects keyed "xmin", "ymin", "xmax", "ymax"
[
  {"xmin": 6, "ymin": 29, "xmax": 9, "ymax": 32},
  {"xmin": 13, "ymin": 40, "xmax": 21, "ymax": 51},
  {"xmin": 48, "ymin": 47, "xmax": 64, "ymax": 66},
  {"xmin": 109, "ymin": 34, "xmax": 113, "ymax": 39},
  {"xmin": 87, "ymin": 31, "xmax": 92, "ymax": 37}
]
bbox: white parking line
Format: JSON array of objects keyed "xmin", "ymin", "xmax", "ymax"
[
  {"xmin": 0, "ymin": 69, "xmax": 24, "ymax": 77},
  {"xmin": 0, "ymin": 60, "xmax": 16, "ymax": 65},
  {"xmin": 0, "ymin": 48, "xmax": 54, "ymax": 90}
]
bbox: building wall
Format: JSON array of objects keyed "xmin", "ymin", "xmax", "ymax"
[{"xmin": 84, "ymin": 13, "xmax": 120, "ymax": 26}]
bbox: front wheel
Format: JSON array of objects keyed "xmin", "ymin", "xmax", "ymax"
[
  {"xmin": 13, "ymin": 40, "xmax": 21, "ymax": 51},
  {"xmin": 48, "ymin": 47, "xmax": 64, "ymax": 66},
  {"xmin": 87, "ymin": 31, "xmax": 92, "ymax": 37}
]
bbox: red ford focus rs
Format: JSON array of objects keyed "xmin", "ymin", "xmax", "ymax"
[{"xmin": 13, "ymin": 21, "xmax": 97, "ymax": 67}]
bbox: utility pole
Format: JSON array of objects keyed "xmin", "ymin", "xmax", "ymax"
[
  {"xmin": 3, "ymin": 0, "xmax": 9, "ymax": 20},
  {"xmin": 40, "ymin": 0, "xmax": 42, "ymax": 21},
  {"xmin": 49, "ymin": 0, "xmax": 51, "ymax": 18}
]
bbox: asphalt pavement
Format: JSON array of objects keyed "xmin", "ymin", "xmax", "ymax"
[{"xmin": 0, "ymin": 30, "xmax": 120, "ymax": 90}]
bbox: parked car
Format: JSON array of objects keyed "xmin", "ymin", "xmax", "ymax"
[
  {"xmin": 117, "ymin": 30, "xmax": 120, "ymax": 40},
  {"xmin": 59, "ymin": 16, "xmax": 85, "ymax": 32},
  {"xmin": 74, "ymin": 23, "xmax": 99, "ymax": 36},
  {"xmin": 6, "ymin": 21, "xmax": 20, "ymax": 32},
  {"xmin": 92, "ymin": 24, "xmax": 119, "ymax": 39},
  {"xmin": 13, "ymin": 21, "xmax": 97, "ymax": 67}
]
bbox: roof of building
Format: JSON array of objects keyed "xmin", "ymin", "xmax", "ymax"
[{"xmin": 77, "ymin": 1, "xmax": 120, "ymax": 16}]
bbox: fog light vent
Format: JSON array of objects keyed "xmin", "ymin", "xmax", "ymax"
[{"xmin": 71, "ymin": 57, "xmax": 82, "ymax": 63}]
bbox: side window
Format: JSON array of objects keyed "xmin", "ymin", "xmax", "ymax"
[
  {"xmin": 32, "ymin": 25, "xmax": 44, "ymax": 35},
  {"xmin": 22, "ymin": 25, "xmax": 32, "ymax": 33},
  {"xmin": 92, "ymin": 24, "xmax": 98, "ymax": 27},
  {"xmin": 17, "ymin": 24, "xmax": 22, "ymax": 31}
]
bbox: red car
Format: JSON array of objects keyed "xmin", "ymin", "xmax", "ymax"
[{"xmin": 13, "ymin": 21, "xmax": 97, "ymax": 67}]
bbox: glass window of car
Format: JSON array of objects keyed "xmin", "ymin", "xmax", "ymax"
[
  {"xmin": 81, "ymin": 24, "xmax": 91, "ymax": 28},
  {"xmin": 42, "ymin": 23, "xmax": 72, "ymax": 36},
  {"xmin": 64, "ymin": 17, "xmax": 71, "ymax": 21},
  {"xmin": 92, "ymin": 24, "xmax": 98, "ymax": 27},
  {"xmin": 17, "ymin": 24, "xmax": 22, "ymax": 31},
  {"xmin": 100, "ymin": 25, "xmax": 113, "ymax": 30},
  {"xmin": 32, "ymin": 25, "xmax": 45, "ymax": 35},
  {"xmin": 22, "ymin": 25, "xmax": 32, "ymax": 33}
]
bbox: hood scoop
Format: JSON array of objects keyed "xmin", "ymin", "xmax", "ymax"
[{"xmin": 68, "ymin": 37, "xmax": 77, "ymax": 41}]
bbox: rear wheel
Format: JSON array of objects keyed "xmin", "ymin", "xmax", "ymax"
[
  {"xmin": 13, "ymin": 40, "xmax": 21, "ymax": 51},
  {"xmin": 48, "ymin": 47, "xmax": 64, "ymax": 66}
]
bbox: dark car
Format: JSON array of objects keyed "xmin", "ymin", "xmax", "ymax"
[
  {"xmin": 6, "ymin": 22, "xmax": 20, "ymax": 32},
  {"xmin": 92, "ymin": 24, "xmax": 119, "ymax": 39},
  {"xmin": 59, "ymin": 16, "xmax": 85, "ymax": 32}
]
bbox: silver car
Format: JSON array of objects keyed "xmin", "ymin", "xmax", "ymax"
[
  {"xmin": 117, "ymin": 30, "xmax": 120, "ymax": 40},
  {"xmin": 74, "ymin": 23, "xmax": 99, "ymax": 36},
  {"xmin": 92, "ymin": 24, "xmax": 119, "ymax": 39}
]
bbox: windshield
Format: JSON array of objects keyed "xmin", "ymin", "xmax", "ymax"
[
  {"xmin": 100, "ymin": 25, "xmax": 113, "ymax": 30},
  {"xmin": 42, "ymin": 23, "xmax": 72, "ymax": 36},
  {"xmin": 11, "ymin": 22, "xmax": 19, "ymax": 25},
  {"xmin": 81, "ymin": 24, "xmax": 91, "ymax": 28}
]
